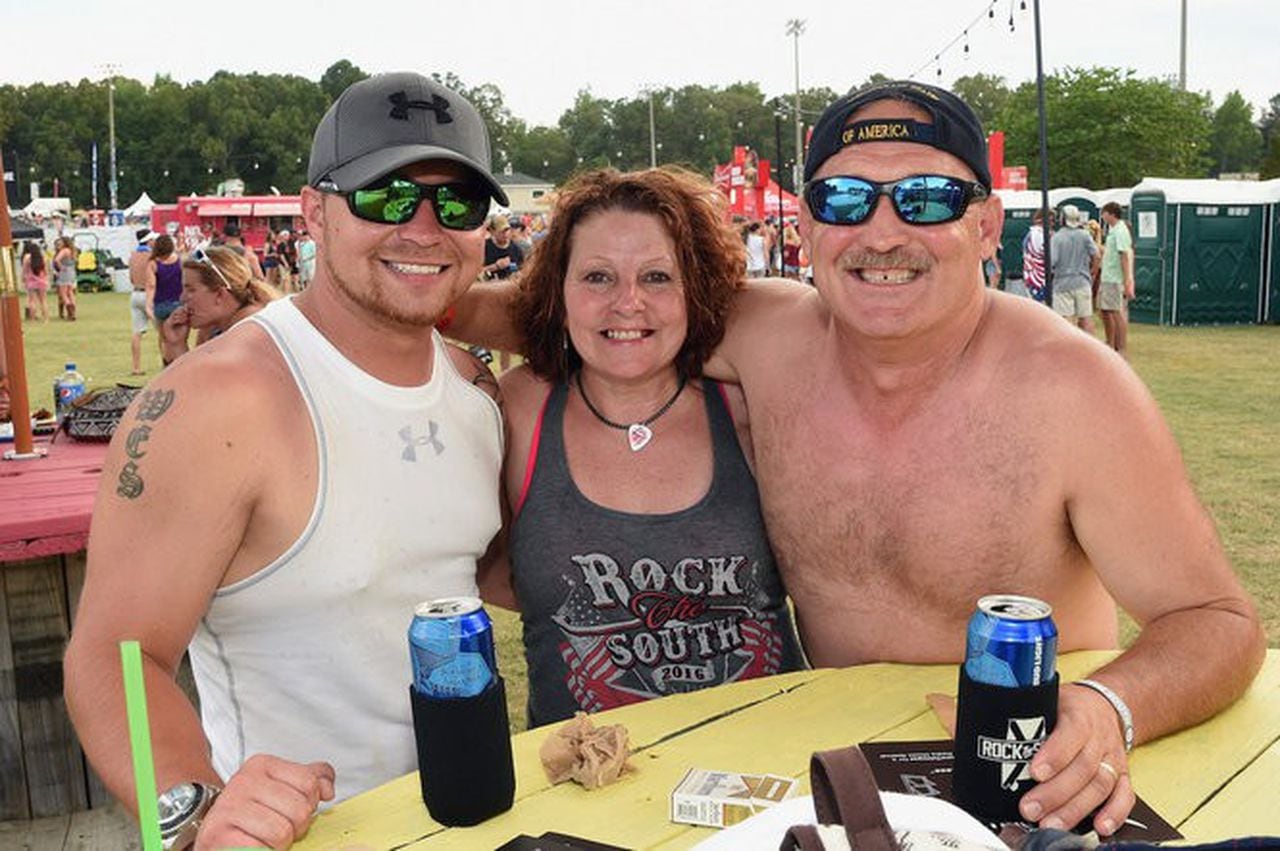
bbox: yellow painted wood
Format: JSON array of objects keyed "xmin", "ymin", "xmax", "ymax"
[
  {"xmin": 1177, "ymin": 737, "xmax": 1280, "ymax": 840},
  {"xmin": 1122, "ymin": 652, "xmax": 1280, "ymax": 826},
  {"xmin": 297, "ymin": 652, "xmax": 1280, "ymax": 850},
  {"xmin": 297, "ymin": 669, "xmax": 830, "ymax": 849}
]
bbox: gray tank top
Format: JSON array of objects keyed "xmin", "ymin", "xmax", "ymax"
[{"xmin": 510, "ymin": 379, "xmax": 805, "ymax": 727}]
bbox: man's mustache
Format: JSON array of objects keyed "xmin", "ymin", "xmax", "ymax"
[{"xmin": 838, "ymin": 249, "xmax": 933, "ymax": 273}]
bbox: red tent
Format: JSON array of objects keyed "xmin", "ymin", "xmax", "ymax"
[{"xmin": 713, "ymin": 147, "xmax": 801, "ymax": 220}]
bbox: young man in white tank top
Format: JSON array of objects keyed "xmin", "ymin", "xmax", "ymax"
[{"xmin": 66, "ymin": 73, "xmax": 511, "ymax": 850}]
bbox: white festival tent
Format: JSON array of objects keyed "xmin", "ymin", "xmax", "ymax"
[{"xmin": 122, "ymin": 191, "xmax": 156, "ymax": 219}]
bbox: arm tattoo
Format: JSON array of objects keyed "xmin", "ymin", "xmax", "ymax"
[{"xmin": 114, "ymin": 388, "xmax": 177, "ymax": 500}]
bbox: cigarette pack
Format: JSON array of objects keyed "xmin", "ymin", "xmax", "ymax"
[{"xmin": 669, "ymin": 768, "xmax": 798, "ymax": 828}]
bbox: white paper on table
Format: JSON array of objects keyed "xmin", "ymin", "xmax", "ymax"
[{"xmin": 692, "ymin": 792, "xmax": 1007, "ymax": 850}]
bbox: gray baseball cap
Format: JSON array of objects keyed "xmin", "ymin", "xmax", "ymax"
[{"xmin": 308, "ymin": 72, "xmax": 509, "ymax": 206}]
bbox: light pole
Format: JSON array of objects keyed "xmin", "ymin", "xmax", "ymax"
[
  {"xmin": 1178, "ymin": 0, "xmax": 1187, "ymax": 89},
  {"xmin": 104, "ymin": 63, "xmax": 119, "ymax": 210},
  {"xmin": 645, "ymin": 87, "xmax": 657, "ymax": 168},
  {"xmin": 786, "ymin": 19, "xmax": 806, "ymax": 192}
]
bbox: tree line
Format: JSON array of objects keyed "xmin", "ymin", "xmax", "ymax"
[{"xmin": 2, "ymin": 59, "xmax": 1277, "ymax": 211}]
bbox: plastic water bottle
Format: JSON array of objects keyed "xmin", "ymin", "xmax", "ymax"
[{"xmin": 55, "ymin": 362, "xmax": 87, "ymax": 421}]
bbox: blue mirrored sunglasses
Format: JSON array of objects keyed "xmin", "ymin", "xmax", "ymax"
[{"xmin": 804, "ymin": 174, "xmax": 989, "ymax": 226}]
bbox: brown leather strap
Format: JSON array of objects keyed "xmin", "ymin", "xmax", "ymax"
[
  {"xmin": 781, "ymin": 824, "xmax": 828, "ymax": 850},
  {"xmin": 809, "ymin": 747, "xmax": 897, "ymax": 851}
]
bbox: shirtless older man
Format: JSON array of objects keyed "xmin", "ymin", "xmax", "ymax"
[
  {"xmin": 452, "ymin": 80, "xmax": 1264, "ymax": 837},
  {"xmin": 703, "ymin": 81, "xmax": 1264, "ymax": 834}
]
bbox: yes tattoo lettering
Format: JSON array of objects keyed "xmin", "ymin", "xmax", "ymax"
[
  {"xmin": 116, "ymin": 461, "xmax": 144, "ymax": 499},
  {"xmin": 115, "ymin": 389, "xmax": 177, "ymax": 500}
]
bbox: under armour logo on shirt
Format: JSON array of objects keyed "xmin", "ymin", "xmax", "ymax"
[
  {"xmin": 387, "ymin": 91, "xmax": 453, "ymax": 124},
  {"xmin": 399, "ymin": 422, "xmax": 444, "ymax": 461}
]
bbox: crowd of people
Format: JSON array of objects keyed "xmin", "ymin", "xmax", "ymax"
[
  {"xmin": 998, "ymin": 200, "xmax": 1135, "ymax": 358},
  {"xmin": 47, "ymin": 72, "xmax": 1263, "ymax": 851}
]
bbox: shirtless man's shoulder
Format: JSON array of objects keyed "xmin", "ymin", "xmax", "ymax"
[{"xmin": 707, "ymin": 278, "xmax": 828, "ymax": 383}]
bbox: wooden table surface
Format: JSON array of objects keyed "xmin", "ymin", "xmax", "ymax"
[
  {"xmin": 1, "ymin": 435, "xmax": 110, "ymax": 820},
  {"xmin": 295, "ymin": 649, "xmax": 1280, "ymax": 849},
  {"xmin": 0, "ymin": 435, "xmax": 107, "ymax": 562}
]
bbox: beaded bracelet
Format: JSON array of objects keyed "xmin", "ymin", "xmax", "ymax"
[{"xmin": 1075, "ymin": 678, "xmax": 1134, "ymax": 753}]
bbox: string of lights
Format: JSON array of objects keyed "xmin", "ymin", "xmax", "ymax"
[{"xmin": 906, "ymin": 0, "xmax": 1029, "ymax": 82}]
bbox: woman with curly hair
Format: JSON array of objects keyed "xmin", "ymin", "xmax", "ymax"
[{"xmin": 491, "ymin": 167, "xmax": 804, "ymax": 726}]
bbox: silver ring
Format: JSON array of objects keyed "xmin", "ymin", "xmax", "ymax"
[{"xmin": 1098, "ymin": 760, "xmax": 1119, "ymax": 780}]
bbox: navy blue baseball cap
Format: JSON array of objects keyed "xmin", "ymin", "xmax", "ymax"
[{"xmin": 804, "ymin": 80, "xmax": 992, "ymax": 190}]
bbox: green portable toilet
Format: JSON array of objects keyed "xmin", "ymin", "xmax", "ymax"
[
  {"xmin": 1049, "ymin": 187, "xmax": 1100, "ymax": 226},
  {"xmin": 1266, "ymin": 179, "xmax": 1280, "ymax": 323},
  {"xmin": 994, "ymin": 190, "xmax": 1043, "ymax": 284},
  {"xmin": 1125, "ymin": 187, "xmax": 1168, "ymax": 324},
  {"xmin": 1129, "ymin": 178, "xmax": 1272, "ymax": 325}
]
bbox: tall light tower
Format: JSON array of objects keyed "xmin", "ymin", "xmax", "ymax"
[
  {"xmin": 1178, "ymin": 0, "xmax": 1187, "ymax": 89},
  {"xmin": 104, "ymin": 63, "xmax": 120, "ymax": 210},
  {"xmin": 786, "ymin": 19, "xmax": 806, "ymax": 191},
  {"xmin": 646, "ymin": 87, "xmax": 657, "ymax": 168}
]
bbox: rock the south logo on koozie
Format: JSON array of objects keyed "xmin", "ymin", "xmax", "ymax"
[
  {"xmin": 977, "ymin": 715, "xmax": 1049, "ymax": 790},
  {"xmin": 552, "ymin": 551, "xmax": 784, "ymax": 712}
]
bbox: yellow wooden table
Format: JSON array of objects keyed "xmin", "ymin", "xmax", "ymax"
[{"xmin": 296, "ymin": 650, "xmax": 1280, "ymax": 849}]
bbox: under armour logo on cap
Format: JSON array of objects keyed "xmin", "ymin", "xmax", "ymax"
[{"xmin": 388, "ymin": 91, "xmax": 453, "ymax": 124}]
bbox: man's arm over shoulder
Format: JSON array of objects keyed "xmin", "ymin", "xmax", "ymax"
[
  {"xmin": 445, "ymin": 280, "xmax": 524, "ymax": 355},
  {"xmin": 702, "ymin": 277, "xmax": 815, "ymax": 383}
]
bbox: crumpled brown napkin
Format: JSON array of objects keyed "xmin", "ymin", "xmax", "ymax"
[{"xmin": 539, "ymin": 712, "xmax": 633, "ymax": 789}]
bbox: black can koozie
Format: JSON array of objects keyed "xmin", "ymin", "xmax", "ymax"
[
  {"xmin": 409, "ymin": 677, "xmax": 516, "ymax": 826},
  {"xmin": 952, "ymin": 666, "xmax": 1059, "ymax": 822}
]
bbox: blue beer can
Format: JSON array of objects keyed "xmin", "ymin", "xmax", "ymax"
[
  {"xmin": 964, "ymin": 594, "xmax": 1058, "ymax": 688},
  {"xmin": 408, "ymin": 596, "xmax": 497, "ymax": 699}
]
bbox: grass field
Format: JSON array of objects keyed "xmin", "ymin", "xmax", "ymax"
[{"xmin": 5, "ymin": 291, "xmax": 1277, "ymax": 733}]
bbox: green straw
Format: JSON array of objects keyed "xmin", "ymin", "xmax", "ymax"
[{"xmin": 121, "ymin": 640, "xmax": 164, "ymax": 851}]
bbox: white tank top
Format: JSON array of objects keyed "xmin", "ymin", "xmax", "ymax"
[{"xmin": 188, "ymin": 297, "xmax": 503, "ymax": 802}]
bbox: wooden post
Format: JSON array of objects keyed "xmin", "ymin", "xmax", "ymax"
[{"xmin": 1, "ymin": 151, "xmax": 37, "ymax": 459}]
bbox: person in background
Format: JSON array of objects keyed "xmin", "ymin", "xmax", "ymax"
[
  {"xmin": 276, "ymin": 229, "xmax": 297, "ymax": 292},
  {"xmin": 488, "ymin": 166, "xmax": 805, "ymax": 726},
  {"xmin": 530, "ymin": 214, "xmax": 549, "ymax": 245},
  {"xmin": 146, "ymin": 234, "xmax": 184, "ymax": 365},
  {"xmin": 1098, "ymin": 202, "xmax": 1134, "ymax": 358},
  {"xmin": 127, "ymin": 230, "xmax": 158, "ymax": 375},
  {"xmin": 781, "ymin": 222, "xmax": 803, "ymax": 280},
  {"xmin": 483, "ymin": 214, "xmax": 523, "ymax": 280},
  {"xmin": 510, "ymin": 218, "xmax": 534, "ymax": 257},
  {"xmin": 262, "ymin": 230, "xmax": 282, "ymax": 289},
  {"xmin": 744, "ymin": 221, "xmax": 768, "ymax": 278},
  {"xmin": 21, "ymin": 240, "xmax": 50, "ymax": 323},
  {"xmin": 1020, "ymin": 208, "xmax": 1053, "ymax": 302},
  {"xmin": 295, "ymin": 230, "xmax": 316, "ymax": 290},
  {"xmin": 160, "ymin": 246, "xmax": 280, "ymax": 364},
  {"xmin": 1086, "ymin": 219, "xmax": 1104, "ymax": 307},
  {"xmin": 220, "ymin": 222, "xmax": 265, "ymax": 280},
  {"xmin": 53, "ymin": 236, "xmax": 78, "ymax": 320},
  {"xmin": 983, "ymin": 245, "xmax": 1002, "ymax": 289},
  {"xmin": 1049, "ymin": 205, "xmax": 1099, "ymax": 333}
]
